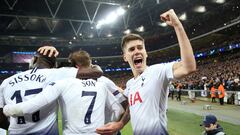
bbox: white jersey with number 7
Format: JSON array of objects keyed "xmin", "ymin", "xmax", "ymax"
[{"xmin": 4, "ymin": 78, "xmax": 124, "ymax": 135}]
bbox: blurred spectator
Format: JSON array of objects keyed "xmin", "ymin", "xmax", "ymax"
[
  {"xmin": 216, "ymin": 80, "xmax": 225, "ymax": 105},
  {"xmin": 168, "ymin": 81, "xmax": 175, "ymax": 100},
  {"xmin": 200, "ymin": 114, "xmax": 225, "ymax": 135},
  {"xmin": 176, "ymin": 82, "xmax": 182, "ymax": 101}
]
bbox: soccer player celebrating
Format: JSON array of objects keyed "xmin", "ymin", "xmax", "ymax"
[
  {"xmin": 0, "ymin": 48, "xmax": 102, "ymax": 135},
  {"xmin": 3, "ymin": 50, "xmax": 124, "ymax": 135},
  {"xmin": 96, "ymin": 9, "xmax": 196, "ymax": 135},
  {"xmin": 36, "ymin": 47, "xmax": 128, "ymax": 135}
]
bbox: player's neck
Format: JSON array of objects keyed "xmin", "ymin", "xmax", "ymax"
[{"xmin": 34, "ymin": 62, "xmax": 51, "ymax": 69}]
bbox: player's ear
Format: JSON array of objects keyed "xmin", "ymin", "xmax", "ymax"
[
  {"xmin": 123, "ymin": 53, "xmax": 127, "ymax": 62},
  {"xmin": 29, "ymin": 56, "xmax": 38, "ymax": 69}
]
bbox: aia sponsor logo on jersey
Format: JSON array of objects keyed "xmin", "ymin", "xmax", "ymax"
[{"xmin": 129, "ymin": 91, "xmax": 143, "ymax": 106}]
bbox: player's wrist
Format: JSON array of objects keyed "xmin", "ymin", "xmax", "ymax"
[{"xmin": 117, "ymin": 121, "xmax": 125, "ymax": 129}]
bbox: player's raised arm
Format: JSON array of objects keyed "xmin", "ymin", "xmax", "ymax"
[
  {"xmin": 160, "ymin": 9, "xmax": 196, "ymax": 79},
  {"xmin": 3, "ymin": 82, "xmax": 62, "ymax": 117},
  {"xmin": 37, "ymin": 46, "xmax": 103, "ymax": 78}
]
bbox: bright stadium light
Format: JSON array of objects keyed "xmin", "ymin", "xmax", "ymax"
[
  {"xmin": 107, "ymin": 34, "xmax": 112, "ymax": 37},
  {"xmin": 124, "ymin": 29, "xmax": 131, "ymax": 34},
  {"xmin": 96, "ymin": 6, "xmax": 127, "ymax": 29},
  {"xmin": 194, "ymin": 6, "xmax": 206, "ymax": 13},
  {"xmin": 158, "ymin": 22, "xmax": 167, "ymax": 27},
  {"xmin": 213, "ymin": 0, "xmax": 225, "ymax": 4},
  {"xmin": 136, "ymin": 25, "xmax": 144, "ymax": 32},
  {"xmin": 116, "ymin": 7, "xmax": 126, "ymax": 16},
  {"xmin": 179, "ymin": 12, "xmax": 187, "ymax": 21},
  {"xmin": 105, "ymin": 12, "xmax": 118, "ymax": 24}
]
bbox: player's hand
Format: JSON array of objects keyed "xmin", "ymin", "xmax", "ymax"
[
  {"xmin": 3, "ymin": 105, "xmax": 19, "ymax": 116},
  {"xmin": 160, "ymin": 9, "xmax": 182, "ymax": 27},
  {"xmin": 91, "ymin": 64, "xmax": 103, "ymax": 72},
  {"xmin": 3, "ymin": 104, "xmax": 23, "ymax": 117},
  {"xmin": 37, "ymin": 46, "xmax": 59, "ymax": 57},
  {"xmin": 96, "ymin": 122, "xmax": 123, "ymax": 135}
]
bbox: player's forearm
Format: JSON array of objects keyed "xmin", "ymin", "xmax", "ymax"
[
  {"xmin": 76, "ymin": 68, "xmax": 103, "ymax": 79},
  {"xmin": 118, "ymin": 105, "xmax": 130, "ymax": 129},
  {"xmin": 174, "ymin": 24, "xmax": 196, "ymax": 73}
]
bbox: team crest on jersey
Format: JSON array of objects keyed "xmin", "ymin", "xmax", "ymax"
[{"xmin": 141, "ymin": 76, "xmax": 145, "ymax": 87}]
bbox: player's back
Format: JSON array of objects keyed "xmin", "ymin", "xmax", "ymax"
[
  {"xmin": 57, "ymin": 78, "xmax": 113, "ymax": 135},
  {"xmin": 0, "ymin": 67, "xmax": 77, "ymax": 135}
]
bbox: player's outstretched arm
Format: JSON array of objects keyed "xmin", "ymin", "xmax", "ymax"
[
  {"xmin": 160, "ymin": 9, "xmax": 196, "ymax": 79},
  {"xmin": 38, "ymin": 46, "xmax": 103, "ymax": 78},
  {"xmin": 76, "ymin": 64, "xmax": 103, "ymax": 79}
]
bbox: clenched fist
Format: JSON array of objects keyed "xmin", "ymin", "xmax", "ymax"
[{"xmin": 160, "ymin": 9, "xmax": 182, "ymax": 27}]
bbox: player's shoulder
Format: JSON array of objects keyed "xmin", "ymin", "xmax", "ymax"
[
  {"xmin": 126, "ymin": 78, "xmax": 134, "ymax": 87},
  {"xmin": 148, "ymin": 62, "xmax": 175, "ymax": 71},
  {"xmin": 98, "ymin": 76, "xmax": 113, "ymax": 83}
]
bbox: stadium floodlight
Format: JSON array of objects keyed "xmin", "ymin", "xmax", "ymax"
[
  {"xmin": 116, "ymin": 7, "xmax": 126, "ymax": 16},
  {"xmin": 96, "ymin": 19, "xmax": 105, "ymax": 29},
  {"xmin": 105, "ymin": 12, "xmax": 118, "ymax": 24},
  {"xmin": 30, "ymin": 36, "xmax": 36, "ymax": 39},
  {"xmin": 89, "ymin": 34, "xmax": 94, "ymax": 38},
  {"xmin": 107, "ymin": 34, "xmax": 112, "ymax": 37},
  {"xmin": 124, "ymin": 29, "xmax": 131, "ymax": 34},
  {"xmin": 158, "ymin": 22, "xmax": 167, "ymax": 27},
  {"xmin": 30, "ymin": 18, "xmax": 38, "ymax": 23},
  {"xmin": 213, "ymin": 0, "xmax": 225, "ymax": 4},
  {"xmin": 96, "ymin": 6, "xmax": 126, "ymax": 29},
  {"xmin": 194, "ymin": 6, "xmax": 206, "ymax": 13},
  {"xmin": 136, "ymin": 25, "xmax": 144, "ymax": 32},
  {"xmin": 179, "ymin": 12, "xmax": 187, "ymax": 21},
  {"xmin": 73, "ymin": 36, "xmax": 76, "ymax": 40},
  {"xmin": 8, "ymin": 35, "xmax": 15, "ymax": 38}
]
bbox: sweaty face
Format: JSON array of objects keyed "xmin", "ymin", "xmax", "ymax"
[{"xmin": 123, "ymin": 40, "xmax": 147, "ymax": 76}]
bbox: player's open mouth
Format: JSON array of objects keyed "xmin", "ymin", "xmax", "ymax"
[{"xmin": 134, "ymin": 58, "xmax": 143, "ymax": 68}]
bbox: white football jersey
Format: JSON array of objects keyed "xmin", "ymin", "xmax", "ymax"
[
  {"xmin": 124, "ymin": 62, "xmax": 175, "ymax": 135},
  {"xmin": 97, "ymin": 76, "xmax": 126, "ymax": 123},
  {"xmin": 0, "ymin": 128, "xmax": 6, "ymax": 135},
  {"xmin": 5, "ymin": 78, "xmax": 124, "ymax": 135},
  {"xmin": 0, "ymin": 67, "xmax": 77, "ymax": 135}
]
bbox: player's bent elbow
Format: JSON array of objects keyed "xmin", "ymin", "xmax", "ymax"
[{"xmin": 185, "ymin": 66, "xmax": 197, "ymax": 75}]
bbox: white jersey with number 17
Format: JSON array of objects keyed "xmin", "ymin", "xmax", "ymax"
[{"xmin": 0, "ymin": 67, "xmax": 77, "ymax": 135}]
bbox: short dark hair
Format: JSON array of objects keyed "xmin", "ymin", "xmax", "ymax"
[
  {"xmin": 29, "ymin": 51, "xmax": 57, "ymax": 69},
  {"xmin": 68, "ymin": 50, "xmax": 91, "ymax": 68},
  {"xmin": 121, "ymin": 33, "xmax": 144, "ymax": 52},
  {"xmin": 34, "ymin": 52, "xmax": 56, "ymax": 68}
]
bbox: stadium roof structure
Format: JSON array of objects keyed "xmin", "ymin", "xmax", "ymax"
[{"xmin": 0, "ymin": 0, "xmax": 239, "ymax": 57}]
